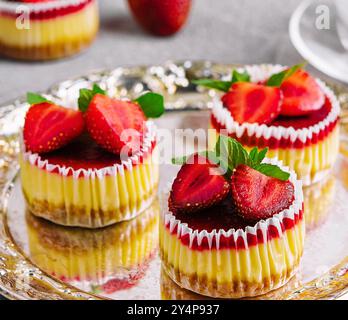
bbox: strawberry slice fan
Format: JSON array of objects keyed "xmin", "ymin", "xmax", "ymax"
[
  {"xmin": 20, "ymin": 86, "xmax": 164, "ymax": 228},
  {"xmin": 161, "ymin": 135, "xmax": 304, "ymax": 299},
  {"xmin": 194, "ymin": 64, "xmax": 340, "ymax": 186}
]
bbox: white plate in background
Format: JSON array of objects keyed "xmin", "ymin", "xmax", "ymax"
[{"xmin": 289, "ymin": 0, "xmax": 348, "ymax": 83}]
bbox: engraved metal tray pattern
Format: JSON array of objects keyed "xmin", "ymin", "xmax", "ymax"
[{"xmin": 0, "ymin": 61, "xmax": 348, "ymax": 300}]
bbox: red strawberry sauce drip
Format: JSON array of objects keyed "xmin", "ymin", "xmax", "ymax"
[
  {"xmin": 37, "ymin": 133, "xmax": 155, "ymax": 175},
  {"xmin": 0, "ymin": 0, "xmax": 93, "ymax": 20},
  {"xmin": 212, "ymin": 96, "xmax": 338, "ymax": 150},
  {"xmin": 166, "ymin": 197, "xmax": 304, "ymax": 251}
]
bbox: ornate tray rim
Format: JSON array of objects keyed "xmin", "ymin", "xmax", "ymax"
[{"xmin": 0, "ymin": 60, "xmax": 347, "ymax": 300}]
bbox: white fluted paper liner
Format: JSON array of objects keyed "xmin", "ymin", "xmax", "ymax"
[
  {"xmin": 22, "ymin": 122, "xmax": 156, "ymax": 179},
  {"xmin": 163, "ymin": 158, "xmax": 303, "ymax": 251},
  {"xmin": 20, "ymin": 121, "xmax": 159, "ymax": 228},
  {"xmin": 212, "ymin": 64, "xmax": 340, "ymax": 145},
  {"xmin": 0, "ymin": 0, "xmax": 90, "ymax": 13}
]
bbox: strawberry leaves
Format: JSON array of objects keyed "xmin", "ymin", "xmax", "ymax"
[
  {"xmin": 77, "ymin": 84, "xmax": 164, "ymax": 118},
  {"xmin": 27, "ymin": 92, "xmax": 51, "ymax": 105},
  {"xmin": 173, "ymin": 135, "xmax": 290, "ymax": 181},
  {"xmin": 78, "ymin": 84, "xmax": 106, "ymax": 112},
  {"xmin": 135, "ymin": 92, "xmax": 164, "ymax": 118},
  {"xmin": 192, "ymin": 70, "xmax": 250, "ymax": 92},
  {"xmin": 266, "ymin": 63, "xmax": 306, "ymax": 87},
  {"xmin": 192, "ymin": 63, "xmax": 306, "ymax": 92}
]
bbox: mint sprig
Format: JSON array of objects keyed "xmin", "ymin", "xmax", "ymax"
[
  {"xmin": 172, "ymin": 135, "xmax": 290, "ymax": 181},
  {"xmin": 77, "ymin": 84, "xmax": 164, "ymax": 118},
  {"xmin": 27, "ymin": 92, "xmax": 51, "ymax": 105},
  {"xmin": 78, "ymin": 84, "xmax": 106, "ymax": 112},
  {"xmin": 135, "ymin": 92, "xmax": 164, "ymax": 118},
  {"xmin": 266, "ymin": 62, "xmax": 306, "ymax": 87},
  {"xmin": 192, "ymin": 63, "xmax": 307, "ymax": 92},
  {"xmin": 192, "ymin": 69, "xmax": 250, "ymax": 93}
]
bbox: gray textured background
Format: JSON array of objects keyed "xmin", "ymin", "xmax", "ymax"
[{"xmin": 0, "ymin": 0, "xmax": 308, "ymax": 105}]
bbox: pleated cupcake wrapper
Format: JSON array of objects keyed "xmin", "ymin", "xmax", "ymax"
[
  {"xmin": 212, "ymin": 65, "xmax": 340, "ymax": 146},
  {"xmin": 22, "ymin": 121, "xmax": 157, "ymax": 178},
  {"xmin": 160, "ymin": 159, "xmax": 305, "ymax": 298},
  {"xmin": 21, "ymin": 121, "xmax": 159, "ymax": 228},
  {"xmin": 0, "ymin": 0, "xmax": 98, "ymax": 60},
  {"xmin": 27, "ymin": 202, "xmax": 159, "ymax": 284},
  {"xmin": 163, "ymin": 158, "xmax": 303, "ymax": 251},
  {"xmin": 0, "ymin": 0, "xmax": 92, "ymax": 16}
]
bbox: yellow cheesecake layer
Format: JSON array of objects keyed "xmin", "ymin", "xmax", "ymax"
[
  {"xmin": 209, "ymin": 125, "xmax": 340, "ymax": 186},
  {"xmin": 20, "ymin": 146, "xmax": 159, "ymax": 228},
  {"xmin": 26, "ymin": 200, "xmax": 159, "ymax": 282},
  {"xmin": 0, "ymin": 1, "xmax": 99, "ymax": 60},
  {"xmin": 160, "ymin": 219, "xmax": 305, "ymax": 298}
]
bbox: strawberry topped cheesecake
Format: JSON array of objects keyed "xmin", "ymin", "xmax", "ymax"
[
  {"xmin": 20, "ymin": 86, "xmax": 164, "ymax": 228},
  {"xmin": 160, "ymin": 136, "xmax": 304, "ymax": 298},
  {"xmin": 195, "ymin": 64, "xmax": 340, "ymax": 186},
  {"xmin": 0, "ymin": 0, "xmax": 99, "ymax": 60}
]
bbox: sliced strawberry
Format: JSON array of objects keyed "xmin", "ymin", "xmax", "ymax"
[
  {"xmin": 279, "ymin": 69, "xmax": 325, "ymax": 116},
  {"xmin": 23, "ymin": 102, "xmax": 84, "ymax": 154},
  {"xmin": 169, "ymin": 154, "xmax": 230, "ymax": 213},
  {"xmin": 231, "ymin": 165, "xmax": 294, "ymax": 222},
  {"xmin": 221, "ymin": 82, "xmax": 281, "ymax": 125},
  {"xmin": 85, "ymin": 94, "xmax": 146, "ymax": 155}
]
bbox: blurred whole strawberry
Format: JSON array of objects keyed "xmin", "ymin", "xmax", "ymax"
[{"xmin": 127, "ymin": 0, "xmax": 192, "ymax": 36}]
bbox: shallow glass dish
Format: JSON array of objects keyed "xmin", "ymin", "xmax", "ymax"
[{"xmin": 0, "ymin": 61, "xmax": 348, "ymax": 300}]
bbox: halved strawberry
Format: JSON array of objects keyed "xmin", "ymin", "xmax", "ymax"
[
  {"xmin": 279, "ymin": 69, "xmax": 325, "ymax": 116},
  {"xmin": 23, "ymin": 102, "xmax": 84, "ymax": 154},
  {"xmin": 231, "ymin": 165, "xmax": 294, "ymax": 222},
  {"xmin": 221, "ymin": 82, "xmax": 281, "ymax": 125},
  {"xmin": 85, "ymin": 94, "xmax": 146, "ymax": 155},
  {"xmin": 169, "ymin": 154, "xmax": 230, "ymax": 213}
]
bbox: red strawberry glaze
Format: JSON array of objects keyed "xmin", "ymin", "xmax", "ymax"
[
  {"xmin": 165, "ymin": 197, "xmax": 304, "ymax": 251},
  {"xmin": 31, "ymin": 132, "xmax": 156, "ymax": 176},
  {"xmin": 0, "ymin": 0, "xmax": 93, "ymax": 20},
  {"xmin": 212, "ymin": 96, "xmax": 338, "ymax": 150}
]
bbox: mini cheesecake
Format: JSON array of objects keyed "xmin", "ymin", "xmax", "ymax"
[
  {"xmin": 20, "ymin": 87, "xmax": 164, "ymax": 228},
  {"xmin": 21, "ymin": 124, "xmax": 159, "ymax": 228},
  {"xmin": 160, "ymin": 139, "xmax": 304, "ymax": 298},
  {"xmin": 208, "ymin": 65, "xmax": 340, "ymax": 186},
  {"xmin": 26, "ymin": 200, "xmax": 159, "ymax": 294},
  {"xmin": 0, "ymin": 0, "xmax": 99, "ymax": 60}
]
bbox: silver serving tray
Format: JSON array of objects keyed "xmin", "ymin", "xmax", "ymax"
[{"xmin": 0, "ymin": 61, "xmax": 348, "ymax": 300}]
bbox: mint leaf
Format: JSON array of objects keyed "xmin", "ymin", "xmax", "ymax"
[
  {"xmin": 256, "ymin": 148, "xmax": 268, "ymax": 165},
  {"xmin": 135, "ymin": 92, "xmax": 164, "ymax": 118},
  {"xmin": 78, "ymin": 84, "xmax": 106, "ymax": 112},
  {"xmin": 192, "ymin": 79, "xmax": 233, "ymax": 92},
  {"xmin": 215, "ymin": 135, "xmax": 251, "ymax": 178},
  {"xmin": 27, "ymin": 92, "xmax": 51, "ymax": 105},
  {"xmin": 231, "ymin": 70, "xmax": 250, "ymax": 83},
  {"xmin": 253, "ymin": 163, "xmax": 290, "ymax": 181},
  {"xmin": 266, "ymin": 63, "xmax": 306, "ymax": 87},
  {"xmin": 192, "ymin": 69, "xmax": 250, "ymax": 93},
  {"xmin": 172, "ymin": 155, "xmax": 188, "ymax": 165},
  {"xmin": 249, "ymin": 147, "xmax": 258, "ymax": 163},
  {"xmin": 172, "ymin": 136, "xmax": 290, "ymax": 182}
]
